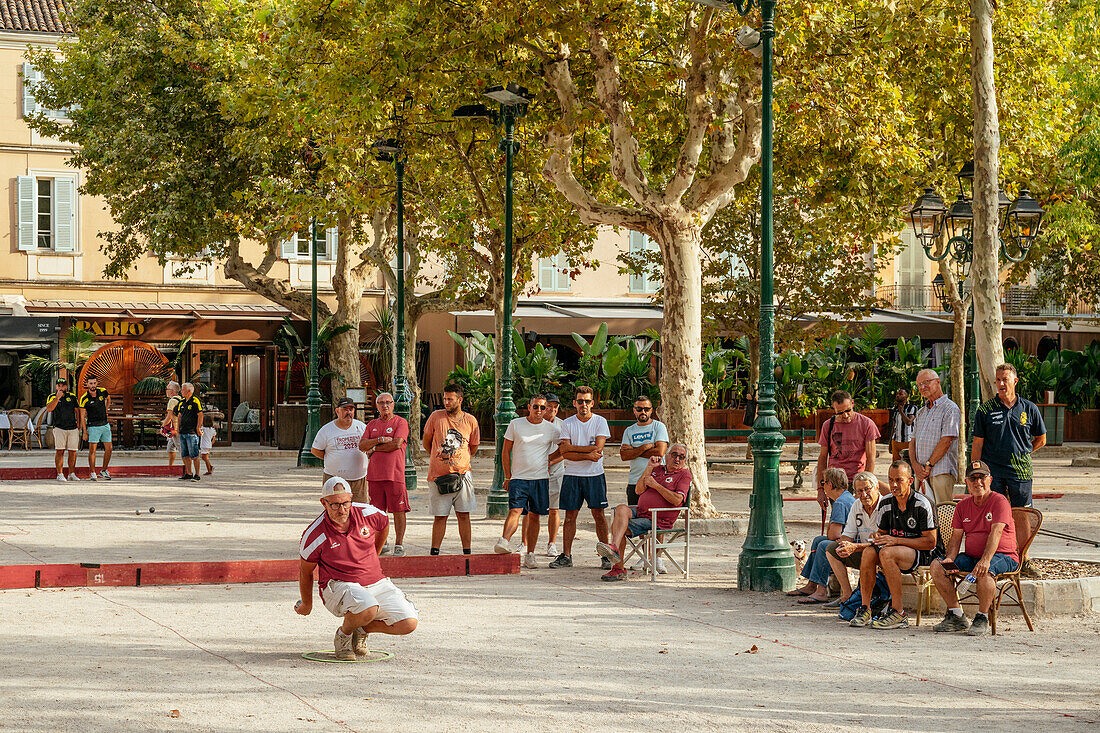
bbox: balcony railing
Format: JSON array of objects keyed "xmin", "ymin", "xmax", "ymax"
[{"xmin": 877, "ymin": 285, "xmax": 1097, "ymax": 318}]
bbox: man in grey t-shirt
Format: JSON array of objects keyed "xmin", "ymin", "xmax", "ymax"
[{"xmin": 619, "ymin": 396, "xmax": 668, "ymax": 505}]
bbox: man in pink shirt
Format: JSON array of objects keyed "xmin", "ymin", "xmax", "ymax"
[
  {"xmin": 929, "ymin": 460, "xmax": 1019, "ymax": 636},
  {"xmin": 359, "ymin": 392, "xmax": 411, "ymax": 556},
  {"xmin": 596, "ymin": 446, "xmax": 691, "ymax": 581},
  {"xmin": 296, "ymin": 477, "xmax": 418, "ymax": 660},
  {"xmin": 814, "ymin": 390, "xmax": 880, "ymax": 510}
]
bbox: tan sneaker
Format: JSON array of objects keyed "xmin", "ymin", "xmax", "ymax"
[
  {"xmin": 352, "ymin": 627, "xmax": 369, "ymax": 656},
  {"xmin": 334, "ymin": 628, "xmax": 355, "ymax": 661}
]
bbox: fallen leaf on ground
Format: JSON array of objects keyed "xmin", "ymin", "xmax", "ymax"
[{"xmin": 169, "ymin": 710, "xmax": 180, "ymax": 718}]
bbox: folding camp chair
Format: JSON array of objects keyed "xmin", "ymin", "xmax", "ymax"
[{"xmin": 621, "ymin": 490, "xmax": 691, "ymax": 581}]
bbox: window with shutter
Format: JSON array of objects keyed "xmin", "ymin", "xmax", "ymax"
[
  {"xmin": 17, "ymin": 176, "xmax": 36, "ymax": 251},
  {"xmin": 324, "ymin": 227, "xmax": 338, "ymax": 261},
  {"xmin": 628, "ymin": 231, "xmax": 660, "ymax": 293},
  {"xmin": 538, "ymin": 252, "xmax": 570, "ymax": 292},
  {"xmin": 22, "ymin": 63, "xmax": 71, "ymax": 120},
  {"xmin": 17, "ymin": 174, "xmax": 78, "ymax": 252},
  {"xmin": 52, "ymin": 178, "xmax": 75, "ymax": 252},
  {"xmin": 896, "ymin": 230, "xmax": 926, "ymax": 309}
]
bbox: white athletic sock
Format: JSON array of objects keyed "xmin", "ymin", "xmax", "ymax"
[{"xmin": 948, "ymin": 607, "xmax": 963, "ymax": 616}]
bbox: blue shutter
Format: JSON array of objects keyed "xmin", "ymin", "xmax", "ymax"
[
  {"xmin": 17, "ymin": 176, "xmax": 36, "ymax": 251},
  {"xmin": 53, "ymin": 178, "xmax": 76, "ymax": 252}
]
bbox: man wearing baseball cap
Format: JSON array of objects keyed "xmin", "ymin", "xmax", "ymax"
[
  {"xmin": 311, "ymin": 397, "xmax": 368, "ymax": 502},
  {"xmin": 296, "ymin": 477, "xmax": 419, "ymax": 660},
  {"xmin": 928, "ymin": 460, "xmax": 1019, "ymax": 636},
  {"xmin": 45, "ymin": 377, "xmax": 80, "ymax": 481}
]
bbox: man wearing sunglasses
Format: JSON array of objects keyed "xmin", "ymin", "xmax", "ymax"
[
  {"xmin": 296, "ymin": 477, "xmax": 418, "ymax": 660},
  {"xmin": 597, "ymin": 446, "xmax": 691, "ymax": 581},
  {"xmin": 814, "ymin": 390, "xmax": 880, "ymax": 511},
  {"xmin": 620, "ymin": 396, "xmax": 668, "ymax": 506}
]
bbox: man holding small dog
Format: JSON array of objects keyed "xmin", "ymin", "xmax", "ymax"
[
  {"xmin": 297, "ymin": 477, "xmax": 418, "ymax": 660},
  {"xmin": 928, "ymin": 460, "xmax": 1018, "ymax": 636}
]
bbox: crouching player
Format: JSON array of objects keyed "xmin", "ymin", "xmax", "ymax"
[{"xmin": 296, "ymin": 477, "xmax": 419, "ymax": 660}]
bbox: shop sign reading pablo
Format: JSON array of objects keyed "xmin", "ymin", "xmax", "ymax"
[{"xmin": 74, "ymin": 320, "xmax": 146, "ymax": 337}]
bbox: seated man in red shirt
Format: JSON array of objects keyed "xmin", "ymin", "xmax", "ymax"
[
  {"xmin": 296, "ymin": 477, "xmax": 419, "ymax": 660},
  {"xmin": 596, "ymin": 445, "xmax": 691, "ymax": 581},
  {"xmin": 929, "ymin": 460, "xmax": 1019, "ymax": 637}
]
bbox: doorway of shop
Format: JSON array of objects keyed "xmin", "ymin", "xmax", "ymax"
[{"xmin": 191, "ymin": 345, "xmax": 266, "ymax": 445}]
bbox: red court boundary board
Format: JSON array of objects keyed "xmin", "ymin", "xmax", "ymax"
[
  {"xmin": 0, "ymin": 554, "xmax": 519, "ymax": 590},
  {"xmin": 0, "ymin": 465, "xmax": 182, "ymax": 480}
]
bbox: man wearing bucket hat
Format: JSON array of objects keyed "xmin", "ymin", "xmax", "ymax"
[
  {"xmin": 928, "ymin": 460, "xmax": 1019, "ymax": 637},
  {"xmin": 296, "ymin": 477, "xmax": 419, "ymax": 660}
]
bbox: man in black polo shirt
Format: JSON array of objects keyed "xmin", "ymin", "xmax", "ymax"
[
  {"xmin": 850, "ymin": 460, "xmax": 936, "ymax": 630},
  {"xmin": 79, "ymin": 375, "xmax": 113, "ymax": 481},
  {"xmin": 972, "ymin": 363, "xmax": 1047, "ymax": 507},
  {"xmin": 173, "ymin": 382, "xmax": 204, "ymax": 482},
  {"xmin": 45, "ymin": 378, "xmax": 80, "ymax": 481}
]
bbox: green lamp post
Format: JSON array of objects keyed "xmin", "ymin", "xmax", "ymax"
[
  {"xmin": 297, "ymin": 139, "xmax": 325, "ymax": 468},
  {"xmin": 694, "ymin": 0, "xmax": 797, "ymax": 591},
  {"xmin": 373, "ymin": 136, "xmax": 418, "ymax": 493},
  {"xmin": 453, "ymin": 83, "xmax": 531, "ymax": 518}
]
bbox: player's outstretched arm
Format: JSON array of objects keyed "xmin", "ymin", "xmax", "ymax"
[{"xmin": 296, "ymin": 560, "xmax": 316, "ymax": 615}]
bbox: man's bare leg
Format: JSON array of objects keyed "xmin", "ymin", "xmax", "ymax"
[
  {"xmin": 547, "ymin": 509, "xmax": 559, "ymax": 545},
  {"xmin": 501, "ymin": 507, "xmax": 524, "ymax": 542},
  {"xmin": 431, "ymin": 516, "xmax": 448, "ymax": 550},
  {"xmin": 102, "ymin": 442, "xmax": 112, "ymax": 470},
  {"xmin": 562, "ymin": 510, "xmax": 580, "ymax": 556},
  {"xmin": 827, "ymin": 552, "xmax": 855, "ymax": 600},
  {"xmin": 394, "ymin": 512, "xmax": 407, "ymax": 546},
  {"xmin": 362, "ymin": 617, "xmax": 418, "ymax": 636},
  {"xmin": 607, "ymin": 505, "xmax": 632, "ymax": 570},
  {"xmin": 342, "ymin": 606, "xmax": 379, "ymax": 635},
  {"xmin": 858, "ymin": 546, "xmax": 880, "ymax": 605},
  {"xmin": 66, "ymin": 450, "xmax": 77, "ymax": 475},
  {"xmin": 54, "ymin": 450, "xmax": 64, "ymax": 475},
  {"xmin": 591, "ymin": 507, "xmax": 609, "ymax": 544},
  {"xmin": 87, "ymin": 443, "xmax": 98, "ymax": 472},
  {"xmin": 526, "ymin": 515, "xmax": 541, "ymax": 553},
  {"xmin": 456, "ymin": 512, "xmax": 472, "ymax": 551},
  {"xmin": 879, "ymin": 546, "xmax": 916, "ymax": 613}
]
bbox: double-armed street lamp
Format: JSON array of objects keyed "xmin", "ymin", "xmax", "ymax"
[
  {"xmin": 298, "ymin": 138, "xmax": 325, "ymax": 468},
  {"xmin": 692, "ymin": 0, "xmax": 795, "ymax": 591},
  {"xmin": 373, "ymin": 134, "xmax": 418, "ymax": 493},
  {"xmin": 452, "ymin": 82, "xmax": 531, "ymax": 518}
]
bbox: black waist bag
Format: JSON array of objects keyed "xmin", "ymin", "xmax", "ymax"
[{"xmin": 434, "ymin": 472, "xmax": 465, "ymax": 494}]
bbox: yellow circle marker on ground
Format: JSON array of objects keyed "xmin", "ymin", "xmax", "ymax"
[{"xmin": 301, "ymin": 650, "xmax": 393, "ymax": 663}]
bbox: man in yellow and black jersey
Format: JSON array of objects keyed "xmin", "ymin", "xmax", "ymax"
[
  {"xmin": 173, "ymin": 382, "xmax": 204, "ymax": 482},
  {"xmin": 46, "ymin": 377, "xmax": 80, "ymax": 480},
  {"xmin": 79, "ymin": 375, "xmax": 113, "ymax": 481}
]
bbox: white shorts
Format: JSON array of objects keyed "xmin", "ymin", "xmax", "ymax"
[
  {"xmin": 53, "ymin": 427, "xmax": 80, "ymax": 451},
  {"xmin": 549, "ymin": 474, "xmax": 563, "ymax": 508},
  {"xmin": 199, "ymin": 427, "xmax": 216, "ymax": 454},
  {"xmin": 321, "ymin": 578, "xmax": 418, "ymax": 625},
  {"xmin": 167, "ymin": 433, "xmax": 180, "ymax": 454},
  {"xmin": 427, "ymin": 473, "xmax": 477, "ymax": 516}
]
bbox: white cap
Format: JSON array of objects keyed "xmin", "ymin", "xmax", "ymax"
[{"xmin": 321, "ymin": 476, "xmax": 351, "ymax": 498}]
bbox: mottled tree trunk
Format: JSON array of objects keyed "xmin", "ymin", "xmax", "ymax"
[
  {"xmin": 969, "ymin": 0, "xmax": 1005, "ymax": 398},
  {"xmin": 655, "ymin": 222, "xmax": 716, "ymax": 517},
  {"xmin": 329, "ymin": 215, "xmax": 367, "ymax": 402}
]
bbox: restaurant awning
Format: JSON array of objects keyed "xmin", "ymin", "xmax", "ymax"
[
  {"xmin": 451, "ymin": 299, "xmax": 664, "ymax": 336},
  {"xmin": 23, "ymin": 300, "xmax": 301, "ymax": 321}
]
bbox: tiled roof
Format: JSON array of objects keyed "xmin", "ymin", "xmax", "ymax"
[{"xmin": 0, "ymin": 0, "xmax": 74, "ymax": 34}]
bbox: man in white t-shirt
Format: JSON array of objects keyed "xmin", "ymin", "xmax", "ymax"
[
  {"xmin": 494, "ymin": 394, "xmax": 562, "ymax": 569},
  {"xmin": 549, "ymin": 385, "xmax": 611, "ymax": 569},
  {"xmin": 619, "ymin": 395, "xmax": 668, "ymax": 505},
  {"xmin": 311, "ymin": 397, "xmax": 369, "ymax": 502}
]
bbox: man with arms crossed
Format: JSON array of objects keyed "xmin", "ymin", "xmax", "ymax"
[
  {"xmin": 359, "ymin": 392, "xmax": 410, "ymax": 556},
  {"xmin": 815, "ymin": 390, "xmax": 879, "ymax": 511},
  {"xmin": 422, "ymin": 384, "xmax": 480, "ymax": 555},
  {"xmin": 619, "ymin": 395, "xmax": 668, "ymax": 506},
  {"xmin": 45, "ymin": 378, "xmax": 80, "ymax": 481},
  {"xmin": 494, "ymin": 394, "xmax": 561, "ymax": 568},
  {"xmin": 312, "ymin": 397, "xmax": 369, "ymax": 501},
  {"xmin": 972, "ymin": 363, "xmax": 1046, "ymax": 507},
  {"xmin": 550, "ymin": 385, "xmax": 611, "ymax": 569},
  {"xmin": 296, "ymin": 477, "xmax": 418, "ymax": 660},
  {"xmin": 79, "ymin": 375, "xmax": 113, "ymax": 481},
  {"xmin": 909, "ymin": 369, "xmax": 961, "ymax": 504},
  {"xmin": 850, "ymin": 461, "xmax": 936, "ymax": 630},
  {"xmin": 929, "ymin": 460, "xmax": 1019, "ymax": 636},
  {"xmin": 523, "ymin": 393, "xmax": 566, "ymax": 556}
]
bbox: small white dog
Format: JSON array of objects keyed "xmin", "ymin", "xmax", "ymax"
[{"xmin": 791, "ymin": 540, "xmax": 808, "ymax": 574}]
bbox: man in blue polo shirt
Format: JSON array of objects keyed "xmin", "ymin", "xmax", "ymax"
[{"xmin": 972, "ymin": 363, "xmax": 1046, "ymax": 507}]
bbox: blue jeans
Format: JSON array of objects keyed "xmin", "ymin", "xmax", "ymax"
[
  {"xmin": 799, "ymin": 536, "xmax": 837, "ymax": 586},
  {"xmin": 180, "ymin": 433, "xmax": 200, "ymax": 458}
]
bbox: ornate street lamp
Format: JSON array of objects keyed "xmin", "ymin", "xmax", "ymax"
[
  {"xmin": 297, "ymin": 137, "xmax": 325, "ymax": 468},
  {"xmin": 372, "ymin": 135, "xmax": 418, "ymax": 493},
  {"xmin": 453, "ymin": 82, "xmax": 531, "ymax": 518},
  {"xmin": 1002, "ymin": 189, "xmax": 1045, "ymax": 262},
  {"xmin": 690, "ymin": 0, "xmax": 793, "ymax": 592}
]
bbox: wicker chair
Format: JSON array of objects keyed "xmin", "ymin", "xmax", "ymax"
[
  {"xmin": 951, "ymin": 507, "xmax": 1042, "ymax": 635},
  {"xmin": 914, "ymin": 501, "xmax": 958, "ymax": 625},
  {"xmin": 6, "ymin": 409, "xmax": 32, "ymax": 450}
]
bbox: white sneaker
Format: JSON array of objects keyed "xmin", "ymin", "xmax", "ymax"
[
  {"xmin": 56, "ymin": 473, "xmax": 66, "ymax": 482},
  {"xmin": 334, "ymin": 628, "xmax": 355, "ymax": 661},
  {"xmin": 493, "ymin": 538, "xmax": 512, "ymax": 554},
  {"xmin": 523, "ymin": 552, "xmax": 538, "ymax": 569},
  {"xmin": 656, "ymin": 558, "xmax": 668, "ymax": 575},
  {"xmin": 545, "ymin": 542, "xmax": 558, "ymax": 558},
  {"xmin": 89, "ymin": 472, "xmax": 98, "ymax": 481},
  {"xmin": 67, "ymin": 473, "xmax": 79, "ymax": 481},
  {"xmin": 380, "ymin": 543, "xmax": 393, "ymax": 556},
  {"xmin": 392, "ymin": 545, "xmax": 405, "ymax": 557},
  {"xmin": 99, "ymin": 470, "xmax": 111, "ymax": 480},
  {"xmin": 630, "ymin": 558, "xmax": 646, "ymax": 571}
]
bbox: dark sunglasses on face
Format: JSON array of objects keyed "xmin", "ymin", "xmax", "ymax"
[
  {"xmin": 530, "ymin": 404, "xmax": 547, "ymax": 410},
  {"xmin": 834, "ymin": 408, "xmax": 853, "ymax": 416},
  {"xmin": 576, "ymin": 398, "xmax": 593, "ymax": 404},
  {"xmin": 633, "ymin": 407, "xmax": 651, "ymax": 412}
]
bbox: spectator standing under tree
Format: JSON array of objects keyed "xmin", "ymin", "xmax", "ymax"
[
  {"xmin": 929, "ymin": 460, "xmax": 1019, "ymax": 637},
  {"xmin": 422, "ymin": 384, "xmax": 480, "ymax": 556},
  {"xmin": 311, "ymin": 397, "xmax": 369, "ymax": 502},
  {"xmin": 162, "ymin": 381, "xmax": 181, "ymax": 468},
  {"xmin": 524, "ymin": 393, "xmax": 565, "ymax": 557},
  {"xmin": 824, "ymin": 471, "xmax": 887, "ymax": 609},
  {"xmin": 787, "ymin": 467, "xmax": 855, "ymax": 603},
  {"xmin": 849, "ymin": 461, "xmax": 936, "ymax": 630},
  {"xmin": 550, "ymin": 386, "xmax": 612, "ymax": 570},
  {"xmin": 359, "ymin": 392, "xmax": 410, "ymax": 556},
  {"xmin": 908, "ymin": 369, "xmax": 961, "ymax": 504},
  {"xmin": 45, "ymin": 377, "xmax": 80, "ymax": 481},
  {"xmin": 888, "ymin": 388, "xmax": 918, "ymax": 462},
  {"xmin": 174, "ymin": 382, "xmax": 204, "ymax": 482},
  {"xmin": 619, "ymin": 396, "xmax": 668, "ymax": 506},
  {"xmin": 79, "ymin": 375, "xmax": 112, "ymax": 481},
  {"xmin": 815, "ymin": 391, "xmax": 880, "ymax": 511},
  {"xmin": 972, "ymin": 363, "xmax": 1047, "ymax": 508}
]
